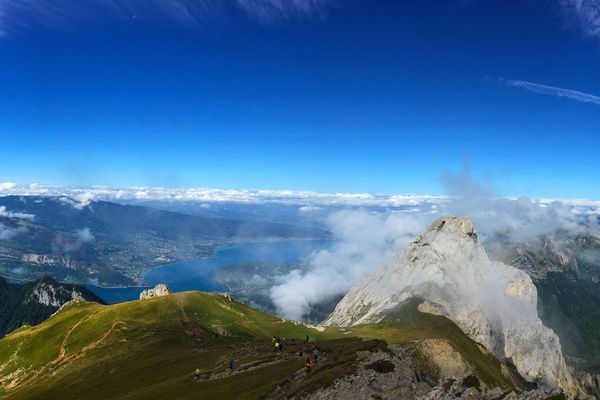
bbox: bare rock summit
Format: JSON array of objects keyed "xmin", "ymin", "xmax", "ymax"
[{"xmin": 140, "ymin": 284, "xmax": 171, "ymax": 300}]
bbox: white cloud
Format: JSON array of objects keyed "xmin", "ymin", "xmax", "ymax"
[
  {"xmin": 560, "ymin": 0, "xmax": 600, "ymax": 38},
  {"xmin": 0, "ymin": 183, "xmax": 446, "ymax": 208},
  {"xmin": 2, "ymin": 183, "xmax": 600, "ymax": 212},
  {"xmin": 270, "ymin": 209, "xmax": 433, "ymax": 320},
  {"xmin": 51, "ymin": 227, "xmax": 94, "ymax": 253},
  {"xmin": 0, "ymin": 222, "xmax": 27, "ymax": 240},
  {"xmin": 58, "ymin": 195, "xmax": 92, "ymax": 210},
  {"xmin": 76, "ymin": 227, "xmax": 95, "ymax": 243},
  {"xmin": 504, "ymin": 79, "xmax": 600, "ymax": 107},
  {"xmin": 0, "ymin": 182, "xmax": 17, "ymax": 191},
  {"xmin": 298, "ymin": 206, "xmax": 322, "ymax": 213},
  {"xmin": 0, "ymin": 205, "xmax": 35, "ymax": 220}
]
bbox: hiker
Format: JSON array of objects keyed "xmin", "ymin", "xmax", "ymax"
[
  {"xmin": 305, "ymin": 334, "xmax": 309, "ymax": 343},
  {"xmin": 304, "ymin": 357, "xmax": 312, "ymax": 374},
  {"xmin": 274, "ymin": 340, "xmax": 280, "ymax": 351},
  {"xmin": 272, "ymin": 336, "xmax": 276, "ymax": 343},
  {"xmin": 298, "ymin": 346, "xmax": 304, "ymax": 357},
  {"xmin": 312, "ymin": 345, "xmax": 320, "ymax": 362},
  {"xmin": 194, "ymin": 368, "xmax": 201, "ymax": 380},
  {"xmin": 229, "ymin": 358, "xmax": 236, "ymax": 371}
]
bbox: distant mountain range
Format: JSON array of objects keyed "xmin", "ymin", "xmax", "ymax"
[
  {"xmin": 0, "ymin": 196, "xmax": 326, "ymax": 287},
  {"xmin": 0, "ymin": 276, "xmax": 104, "ymax": 338}
]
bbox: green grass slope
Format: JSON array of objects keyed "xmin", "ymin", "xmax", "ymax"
[{"xmin": 0, "ymin": 292, "xmax": 519, "ymax": 399}]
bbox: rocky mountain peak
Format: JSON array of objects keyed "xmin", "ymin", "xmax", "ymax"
[
  {"xmin": 139, "ymin": 284, "xmax": 171, "ymax": 300},
  {"xmin": 409, "ymin": 216, "xmax": 482, "ymax": 259},
  {"xmin": 423, "ymin": 216, "xmax": 478, "ymax": 241},
  {"xmin": 324, "ymin": 215, "xmax": 580, "ymax": 396}
]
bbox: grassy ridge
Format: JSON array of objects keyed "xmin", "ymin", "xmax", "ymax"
[{"xmin": 0, "ymin": 292, "xmax": 516, "ymax": 399}]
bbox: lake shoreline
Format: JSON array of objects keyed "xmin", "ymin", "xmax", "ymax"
[{"xmin": 86, "ymin": 239, "xmax": 330, "ymax": 304}]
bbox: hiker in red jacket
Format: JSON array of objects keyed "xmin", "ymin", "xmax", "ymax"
[{"xmin": 304, "ymin": 357, "xmax": 312, "ymax": 374}]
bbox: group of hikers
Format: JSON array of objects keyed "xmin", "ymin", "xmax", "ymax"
[
  {"xmin": 272, "ymin": 336, "xmax": 285, "ymax": 351},
  {"xmin": 193, "ymin": 333, "xmax": 322, "ymax": 381},
  {"xmin": 303, "ymin": 342, "xmax": 322, "ymax": 374},
  {"xmin": 193, "ymin": 358, "xmax": 235, "ymax": 381}
]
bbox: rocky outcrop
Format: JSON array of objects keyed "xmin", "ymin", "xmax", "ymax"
[
  {"xmin": 139, "ymin": 284, "xmax": 171, "ymax": 300},
  {"xmin": 324, "ymin": 216, "xmax": 580, "ymax": 396},
  {"xmin": 578, "ymin": 372, "xmax": 600, "ymax": 398},
  {"xmin": 309, "ymin": 341, "xmax": 570, "ymax": 400},
  {"xmin": 28, "ymin": 280, "xmax": 84, "ymax": 307},
  {"xmin": 417, "ymin": 339, "xmax": 472, "ymax": 379},
  {"xmin": 20, "ymin": 253, "xmax": 83, "ymax": 270},
  {"xmin": 0, "ymin": 277, "xmax": 104, "ymax": 337}
]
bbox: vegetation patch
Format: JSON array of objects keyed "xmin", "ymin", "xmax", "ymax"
[
  {"xmin": 461, "ymin": 375, "xmax": 480, "ymax": 389},
  {"xmin": 408, "ymin": 345, "xmax": 440, "ymax": 386},
  {"xmin": 366, "ymin": 359, "xmax": 395, "ymax": 374},
  {"xmin": 442, "ymin": 378, "xmax": 455, "ymax": 391}
]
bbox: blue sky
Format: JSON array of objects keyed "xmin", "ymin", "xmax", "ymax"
[{"xmin": 0, "ymin": 0, "xmax": 599, "ymax": 198}]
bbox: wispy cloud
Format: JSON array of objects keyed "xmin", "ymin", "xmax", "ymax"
[
  {"xmin": 504, "ymin": 79, "xmax": 600, "ymax": 107},
  {"xmin": 0, "ymin": 205, "xmax": 35, "ymax": 220},
  {"xmin": 0, "ymin": 222, "xmax": 27, "ymax": 240},
  {"xmin": 559, "ymin": 0, "xmax": 600, "ymax": 38},
  {"xmin": 0, "ymin": 0, "xmax": 336, "ymax": 37},
  {"xmin": 235, "ymin": 0, "xmax": 332, "ymax": 22}
]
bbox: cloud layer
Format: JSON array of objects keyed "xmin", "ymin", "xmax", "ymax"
[
  {"xmin": 2, "ymin": 182, "xmax": 600, "ymax": 212},
  {"xmin": 0, "ymin": 182, "xmax": 445, "ymax": 208}
]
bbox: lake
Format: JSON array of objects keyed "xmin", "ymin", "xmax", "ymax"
[{"xmin": 86, "ymin": 239, "xmax": 329, "ymax": 303}]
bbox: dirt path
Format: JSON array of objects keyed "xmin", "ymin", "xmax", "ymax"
[
  {"xmin": 176, "ymin": 297, "xmax": 190, "ymax": 323},
  {"xmin": 12, "ymin": 318, "xmax": 127, "ymax": 390},
  {"xmin": 205, "ymin": 356, "xmax": 293, "ymax": 381},
  {"xmin": 200, "ymin": 342, "xmax": 322, "ymax": 382},
  {"xmin": 56, "ymin": 320, "xmax": 127, "ymax": 366},
  {"xmin": 58, "ymin": 313, "xmax": 92, "ymax": 358}
]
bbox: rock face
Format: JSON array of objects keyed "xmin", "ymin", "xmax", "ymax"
[
  {"xmin": 324, "ymin": 216, "xmax": 579, "ymax": 396},
  {"xmin": 28, "ymin": 280, "xmax": 85, "ymax": 307},
  {"xmin": 0, "ymin": 277, "xmax": 105, "ymax": 338},
  {"xmin": 139, "ymin": 284, "xmax": 171, "ymax": 300}
]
